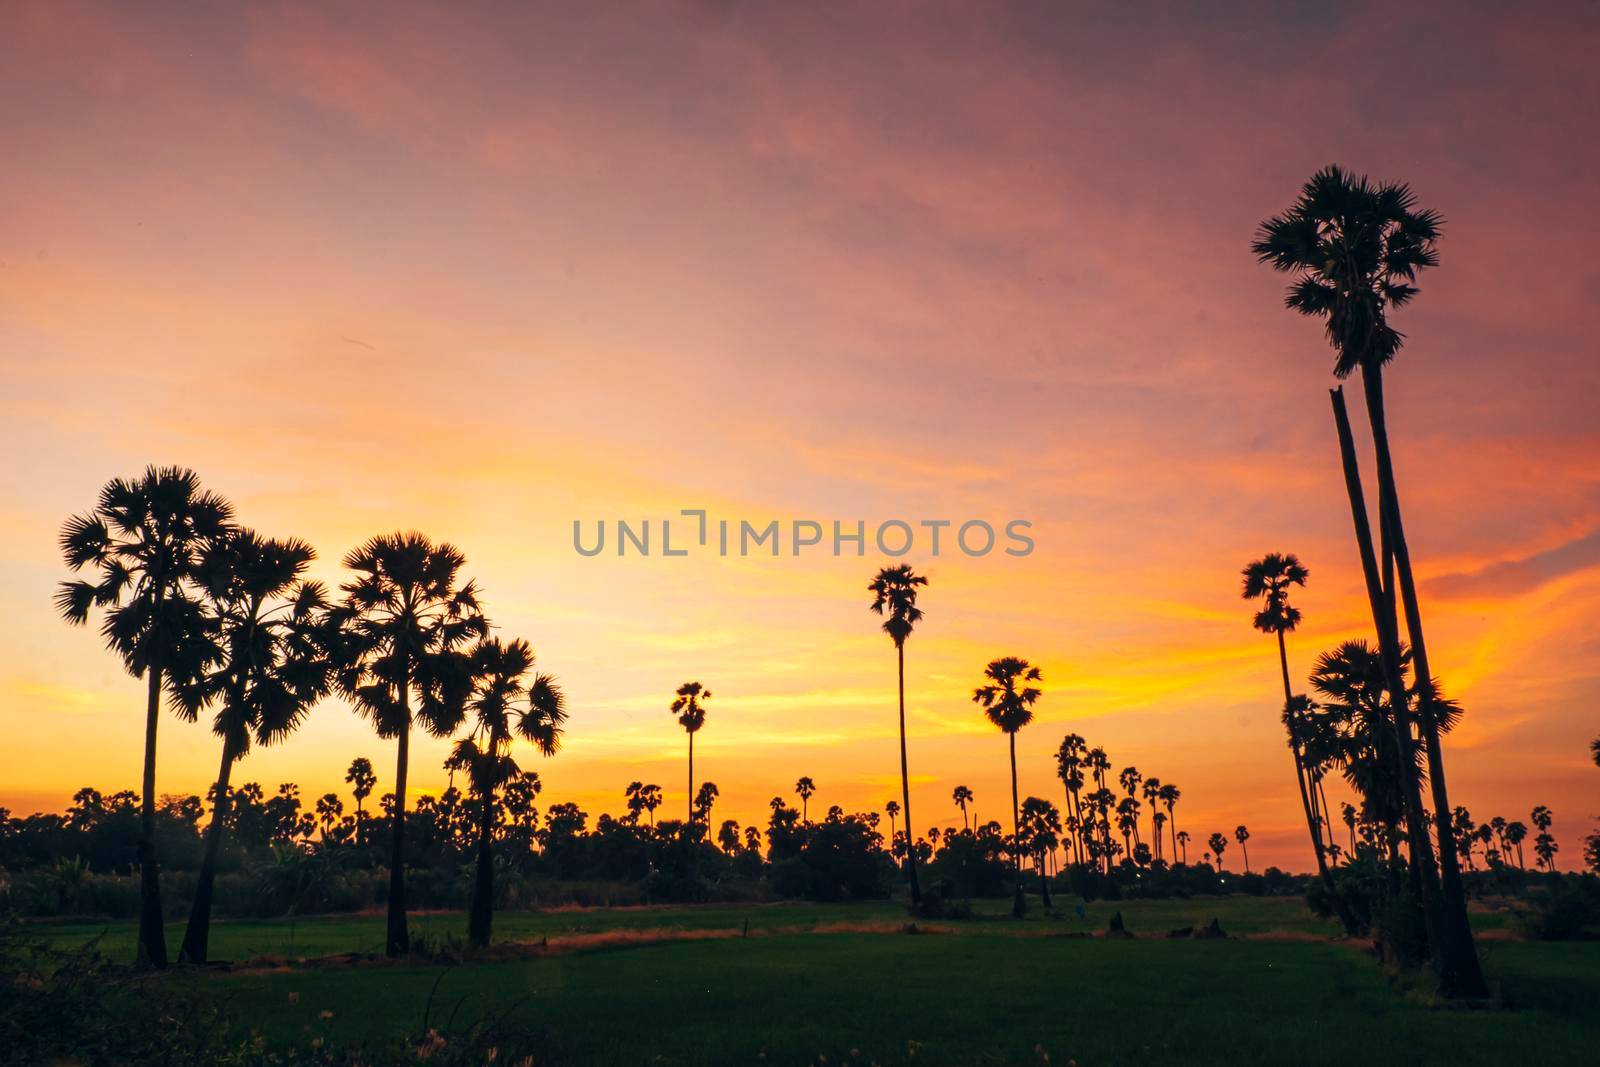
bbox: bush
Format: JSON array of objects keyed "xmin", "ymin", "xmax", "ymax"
[{"xmin": 1514, "ymin": 878, "xmax": 1600, "ymax": 941}]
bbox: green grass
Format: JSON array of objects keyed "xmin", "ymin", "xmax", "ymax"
[
  {"xmin": 217, "ymin": 934, "xmax": 1599, "ymax": 1065},
  {"xmin": 36, "ymin": 895, "xmax": 1338, "ymax": 961},
  {"xmin": 32, "ymin": 897, "xmax": 1595, "ymax": 1065}
]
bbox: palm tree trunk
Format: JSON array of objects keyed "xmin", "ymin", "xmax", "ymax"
[
  {"xmin": 896, "ymin": 641, "xmax": 921, "ymax": 904},
  {"xmin": 1277, "ymin": 628, "xmax": 1333, "ymax": 881},
  {"xmin": 1168, "ymin": 807, "xmax": 1178, "ymax": 865},
  {"xmin": 386, "ymin": 682, "xmax": 411, "ymax": 957},
  {"xmin": 468, "ymin": 772, "xmax": 495, "ymax": 948},
  {"xmin": 1357, "ymin": 368, "xmax": 1488, "ymax": 999},
  {"xmin": 1332, "ymin": 386, "xmax": 1446, "ymax": 962},
  {"xmin": 179, "ymin": 738, "xmax": 237, "ymax": 964},
  {"xmin": 688, "ymin": 731, "xmax": 695, "ymax": 824},
  {"xmin": 1242, "ymin": 841, "xmax": 1251, "ymax": 874},
  {"xmin": 1008, "ymin": 733, "xmax": 1024, "ymax": 918},
  {"xmin": 1038, "ymin": 852, "xmax": 1052, "ymax": 908},
  {"xmin": 136, "ymin": 663, "xmax": 168, "ymax": 969}
]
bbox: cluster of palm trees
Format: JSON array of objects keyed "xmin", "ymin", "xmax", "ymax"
[
  {"xmin": 58, "ymin": 476, "xmax": 566, "ymax": 965},
  {"xmin": 869, "ymin": 565, "xmax": 1232, "ymax": 915},
  {"xmin": 1251, "ymin": 164, "xmax": 1489, "ymax": 997},
  {"xmin": 1450, "ymin": 806, "xmax": 1561, "ymax": 873}
]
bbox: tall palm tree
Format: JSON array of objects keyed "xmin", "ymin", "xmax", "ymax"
[
  {"xmin": 178, "ymin": 531, "xmax": 334, "ymax": 964},
  {"xmin": 670, "ymin": 682, "xmax": 711, "ymax": 823},
  {"xmin": 1176, "ymin": 829, "xmax": 1190, "ymax": 865},
  {"xmin": 456, "ymin": 637, "xmax": 566, "ymax": 948},
  {"xmin": 973, "ymin": 656, "xmax": 1043, "ymax": 917},
  {"xmin": 329, "ymin": 532, "xmax": 487, "ymax": 956},
  {"xmin": 1256, "ymin": 165, "xmax": 1486, "ymax": 998},
  {"xmin": 57, "ymin": 467, "xmax": 233, "ymax": 968},
  {"xmin": 952, "ymin": 784, "xmax": 974, "ymax": 830},
  {"xmin": 1235, "ymin": 825, "xmax": 1251, "ymax": 874},
  {"xmin": 1504, "ymin": 820, "xmax": 1528, "ymax": 870},
  {"xmin": 869, "ymin": 564, "xmax": 928, "ymax": 905},
  {"xmin": 1159, "ymin": 783, "xmax": 1181, "ymax": 864},
  {"xmin": 1054, "ymin": 734, "xmax": 1087, "ymax": 864},
  {"xmin": 1242, "ymin": 553, "xmax": 1332, "ymax": 880},
  {"xmin": 885, "ymin": 798, "xmax": 901, "ymax": 859},
  {"xmin": 795, "ymin": 776, "xmax": 817, "ymax": 823},
  {"xmin": 1141, "ymin": 777, "xmax": 1163, "ymax": 860},
  {"xmin": 345, "ymin": 757, "xmax": 377, "ymax": 846}
]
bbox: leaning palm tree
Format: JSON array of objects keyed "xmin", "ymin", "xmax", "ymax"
[
  {"xmin": 952, "ymin": 784, "xmax": 974, "ymax": 830},
  {"xmin": 456, "ymin": 637, "xmax": 566, "ymax": 947},
  {"xmin": 178, "ymin": 531, "xmax": 334, "ymax": 964},
  {"xmin": 869, "ymin": 564, "xmax": 928, "ymax": 905},
  {"xmin": 1242, "ymin": 554, "xmax": 1332, "ymax": 879},
  {"xmin": 1255, "ymin": 165, "xmax": 1486, "ymax": 998},
  {"xmin": 329, "ymin": 532, "xmax": 487, "ymax": 956},
  {"xmin": 795, "ymin": 776, "xmax": 816, "ymax": 823},
  {"xmin": 1235, "ymin": 825, "xmax": 1252, "ymax": 874},
  {"xmin": 670, "ymin": 682, "xmax": 712, "ymax": 823},
  {"xmin": 973, "ymin": 656, "xmax": 1043, "ymax": 917},
  {"xmin": 57, "ymin": 467, "xmax": 233, "ymax": 968}
]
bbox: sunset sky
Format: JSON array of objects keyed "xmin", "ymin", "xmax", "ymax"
[{"xmin": 2, "ymin": 2, "xmax": 1597, "ymax": 870}]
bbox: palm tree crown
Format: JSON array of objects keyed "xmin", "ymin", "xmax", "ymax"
[
  {"xmin": 1252, "ymin": 164, "xmax": 1442, "ymax": 377},
  {"xmin": 973, "ymin": 657, "xmax": 1043, "ymax": 734},
  {"xmin": 1241, "ymin": 553, "xmax": 1309, "ymax": 635},
  {"xmin": 868, "ymin": 564, "xmax": 927, "ymax": 647},
  {"xmin": 670, "ymin": 682, "xmax": 711, "ymax": 734},
  {"xmin": 332, "ymin": 532, "xmax": 487, "ymax": 737}
]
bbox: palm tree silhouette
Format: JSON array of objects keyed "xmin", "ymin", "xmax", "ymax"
[
  {"xmin": 1176, "ymin": 829, "xmax": 1190, "ymax": 865},
  {"xmin": 1504, "ymin": 820, "xmax": 1528, "ymax": 870},
  {"xmin": 179, "ymin": 531, "xmax": 333, "ymax": 964},
  {"xmin": 1242, "ymin": 554, "xmax": 1333, "ymax": 877},
  {"xmin": 869, "ymin": 564, "xmax": 928, "ymax": 905},
  {"xmin": 329, "ymin": 532, "xmax": 487, "ymax": 956},
  {"xmin": 694, "ymin": 781, "xmax": 719, "ymax": 826},
  {"xmin": 1054, "ymin": 734, "xmax": 1087, "ymax": 864},
  {"xmin": 670, "ymin": 682, "xmax": 711, "ymax": 823},
  {"xmin": 795, "ymin": 776, "xmax": 816, "ymax": 823},
  {"xmin": 57, "ymin": 466, "xmax": 233, "ymax": 968},
  {"xmin": 973, "ymin": 656, "xmax": 1043, "ymax": 917},
  {"xmin": 640, "ymin": 783, "xmax": 663, "ymax": 826},
  {"xmin": 1530, "ymin": 806, "xmax": 1556, "ymax": 870},
  {"xmin": 1235, "ymin": 825, "xmax": 1251, "ymax": 874},
  {"xmin": 1208, "ymin": 832, "xmax": 1228, "ymax": 871},
  {"xmin": 1159, "ymin": 783, "xmax": 1181, "ymax": 864},
  {"xmin": 1256, "ymin": 166, "xmax": 1486, "ymax": 998},
  {"xmin": 456, "ymin": 637, "xmax": 566, "ymax": 947},
  {"xmin": 1141, "ymin": 777, "xmax": 1163, "ymax": 860},
  {"xmin": 1018, "ymin": 797, "xmax": 1060, "ymax": 908},
  {"xmin": 885, "ymin": 798, "xmax": 901, "ymax": 861},
  {"xmin": 345, "ymin": 757, "xmax": 377, "ymax": 847},
  {"xmin": 1591, "ymin": 736, "xmax": 1600, "ymax": 769},
  {"xmin": 952, "ymin": 784, "xmax": 974, "ymax": 830}
]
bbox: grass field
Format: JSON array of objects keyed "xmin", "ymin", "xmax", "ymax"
[{"xmin": 32, "ymin": 896, "xmax": 1596, "ymax": 1065}]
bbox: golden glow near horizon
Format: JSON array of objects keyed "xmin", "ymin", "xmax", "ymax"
[{"xmin": 2, "ymin": 3, "xmax": 1598, "ymax": 870}]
